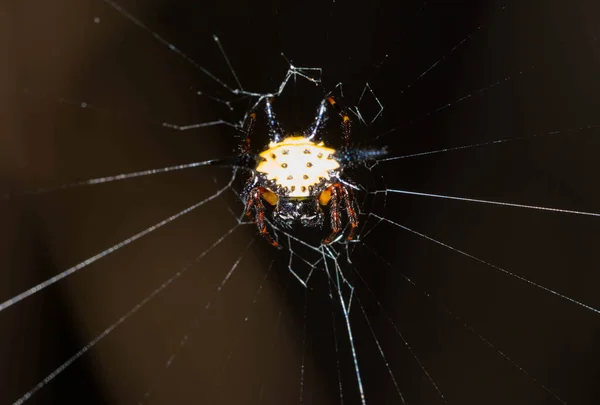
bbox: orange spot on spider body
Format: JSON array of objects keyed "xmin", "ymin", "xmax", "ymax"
[
  {"xmin": 262, "ymin": 190, "xmax": 278, "ymax": 206},
  {"xmin": 319, "ymin": 188, "xmax": 332, "ymax": 205}
]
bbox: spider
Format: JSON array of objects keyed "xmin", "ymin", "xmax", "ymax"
[{"xmin": 238, "ymin": 95, "xmax": 386, "ymax": 248}]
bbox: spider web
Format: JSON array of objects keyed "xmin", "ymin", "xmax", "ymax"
[{"xmin": 2, "ymin": 0, "xmax": 600, "ymax": 404}]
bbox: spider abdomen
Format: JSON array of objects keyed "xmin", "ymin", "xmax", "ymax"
[{"xmin": 255, "ymin": 136, "xmax": 340, "ymax": 197}]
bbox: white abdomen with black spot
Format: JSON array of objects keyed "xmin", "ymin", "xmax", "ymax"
[{"xmin": 255, "ymin": 136, "xmax": 340, "ymax": 197}]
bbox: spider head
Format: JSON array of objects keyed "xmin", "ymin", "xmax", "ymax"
[{"xmin": 273, "ymin": 197, "xmax": 324, "ymax": 228}]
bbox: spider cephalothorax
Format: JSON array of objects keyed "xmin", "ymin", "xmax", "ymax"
[
  {"xmin": 273, "ymin": 197, "xmax": 324, "ymax": 228},
  {"xmin": 241, "ymin": 96, "xmax": 385, "ymax": 248}
]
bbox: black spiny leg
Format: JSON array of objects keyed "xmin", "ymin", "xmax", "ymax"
[
  {"xmin": 245, "ymin": 186, "xmax": 281, "ymax": 249},
  {"xmin": 240, "ymin": 104, "xmax": 282, "ymax": 248},
  {"xmin": 323, "ymin": 184, "xmax": 343, "ymax": 245},
  {"xmin": 322, "ymin": 183, "xmax": 359, "ymax": 245},
  {"xmin": 265, "ymin": 97, "xmax": 284, "ymax": 143},
  {"xmin": 240, "ymin": 111, "xmax": 256, "ymax": 154},
  {"xmin": 341, "ymin": 186, "xmax": 359, "ymax": 241},
  {"xmin": 327, "ymin": 96, "xmax": 352, "ymax": 146}
]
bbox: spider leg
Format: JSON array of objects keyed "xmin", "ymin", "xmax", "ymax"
[
  {"xmin": 241, "ymin": 97, "xmax": 284, "ymax": 153},
  {"xmin": 240, "ymin": 111, "xmax": 256, "ymax": 154},
  {"xmin": 322, "ymin": 183, "xmax": 359, "ymax": 245},
  {"xmin": 340, "ymin": 186, "xmax": 359, "ymax": 241},
  {"xmin": 245, "ymin": 186, "xmax": 281, "ymax": 249},
  {"xmin": 307, "ymin": 98, "xmax": 328, "ymax": 141},
  {"xmin": 327, "ymin": 96, "xmax": 352, "ymax": 146},
  {"xmin": 323, "ymin": 184, "xmax": 343, "ymax": 245},
  {"xmin": 265, "ymin": 97, "xmax": 284, "ymax": 143}
]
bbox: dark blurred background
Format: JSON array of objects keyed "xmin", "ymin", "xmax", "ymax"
[{"xmin": 2, "ymin": 0, "xmax": 600, "ymax": 404}]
